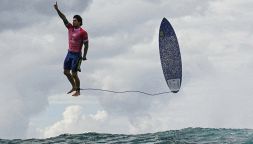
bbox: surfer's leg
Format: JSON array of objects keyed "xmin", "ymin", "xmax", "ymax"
[
  {"xmin": 63, "ymin": 52, "xmax": 76, "ymax": 93},
  {"xmin": 64, "ymin": 69, "xmax": 76, "ymax": 94},
  {"xmin": 70, "ymin": 53, "xmax": 81, "ymax": 96},
  {"xmin": 72, "ymin": 71, "xmax": 80, "ymax": 96}
]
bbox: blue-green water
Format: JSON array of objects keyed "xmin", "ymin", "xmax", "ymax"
[{"xmin": 2, "ymin": 128, "xmax": 253, "ymax": 144}]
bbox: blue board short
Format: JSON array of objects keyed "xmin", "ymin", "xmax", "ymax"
[{"xmin": 64, "ymin": 51, "xmax": 82, "ymax": 72}]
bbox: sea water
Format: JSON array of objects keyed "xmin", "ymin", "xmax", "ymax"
[{"xmin": 1, "ymin": 128, "xmax": 253, "ymax": 144}]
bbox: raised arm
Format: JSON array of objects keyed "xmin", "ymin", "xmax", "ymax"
[{"xmin": 54, "ymin": 2, "xmax": 69, "ymax": 25}]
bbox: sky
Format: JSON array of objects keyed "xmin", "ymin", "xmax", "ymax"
[{"xmin": 0, "ymin": 0, "xmax": 253, "ymax": 139}]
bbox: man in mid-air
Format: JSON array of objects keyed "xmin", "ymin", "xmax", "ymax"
[{"xmin": 54, "ymin": 2, "xmax": 89, "ymax": 96}]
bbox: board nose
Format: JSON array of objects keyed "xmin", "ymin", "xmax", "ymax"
[{"xmin": 161, "ymin": 17, "xmax": 168, "ymax": 23}]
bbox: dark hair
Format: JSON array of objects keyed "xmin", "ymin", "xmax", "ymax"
[{"xmin": 73, "ymin": 15, "xmax": 82, "ymax": 26}]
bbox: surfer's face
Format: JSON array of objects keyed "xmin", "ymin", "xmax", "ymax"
[{"xmin": 73, "ymin": 18, "xmax": 80, "ymax": 27}]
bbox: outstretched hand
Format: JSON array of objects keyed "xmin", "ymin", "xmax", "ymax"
[{"xmin": 54, "ymin": 1, "xmax": 58, "ymax": 10}]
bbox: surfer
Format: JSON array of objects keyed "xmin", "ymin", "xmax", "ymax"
[{"xmin": 54, "ymin": 2, "xmax": 89, "ymax": 96}]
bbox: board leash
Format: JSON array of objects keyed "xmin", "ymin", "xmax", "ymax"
[{"xmin": 79, "ymin": 88, "xmax": 171, "ymax": 96}]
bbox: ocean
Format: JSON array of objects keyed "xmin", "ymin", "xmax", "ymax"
[{"xmin": 1, "ymin": 128, "xmax": 253, "ymax": 144}]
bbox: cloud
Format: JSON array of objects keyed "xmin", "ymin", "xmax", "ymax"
[
  {"xmin": 0, "ymin": 0, "xmax": 92, "ymax": 32},
  {"xmin": 40, "ymin": 105, "xmax": 109, "ymax": 138},
  {"xmin": 1, "ymin": 0, "xmax": 253, "ymax": 139},
  {"xmin": 85, "ymin": 0, "xmax": 213, "ymax": 38},
  {"xmin": 0, "ymin": 0, "xmax": 93, "ymax": 138},
  {"xmin": 78, "ymin": 0, "xmax": 253, "ymax": 134}
]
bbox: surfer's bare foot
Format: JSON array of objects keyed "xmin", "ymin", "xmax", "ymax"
[
  {"xmin": 72, "ymin": 90, "xmax": 80, "ymax": 96},
  {"xmin": 67, "ymin": 88, "xmax": 76, "ymax": 94}
]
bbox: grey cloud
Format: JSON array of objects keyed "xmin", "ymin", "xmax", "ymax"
[
  {"xmin": 0, "ymin": 0, "xmax": 92, "ymax": 32},
  {"xmin": 87, "ymin": 0, "xmax": 214, "ymax": 38},
  {"xmin": 1, "ymin": 0, "xmax": 253, "ymax": 139},
  {"xmin": 0, "ymin": 14, "xmax": 67, "ymax": 138},
  {"xmin": 85, "ymin": 0, "xmax": 214, "ymax": 60},
  {"xmin": 34, "ymin": 0, "xmax": 93, "ymax": 16},
  {"xmin": 0, "ymin": 56, "xmax": 53, "ymax": 138},
  {"xmin": 85, "ymin": 0, "xmax": 253, "ymax": 133}
]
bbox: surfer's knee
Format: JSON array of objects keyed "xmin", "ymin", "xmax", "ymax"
[
  {"xmin": 64, "ymin": 70, "xmax": 71, "ymax": 76},
  {"xmin": 72, "ymin": 71, "xmax": 78, "ymax": 78}
]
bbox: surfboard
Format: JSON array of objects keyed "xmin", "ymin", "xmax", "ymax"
[{"xmin": 159, "ymin": 18, "xmax": 182, "ymax": 93}]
